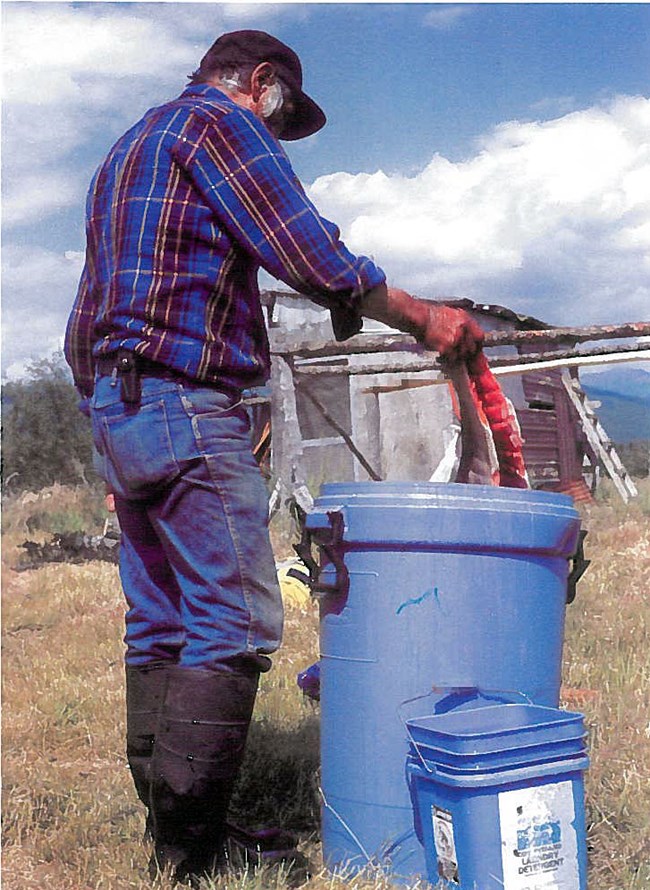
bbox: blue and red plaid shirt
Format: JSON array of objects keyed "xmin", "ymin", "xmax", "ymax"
[{"xmin": 65, "ymin": 83, "xmax": 386, "ymax": 397}]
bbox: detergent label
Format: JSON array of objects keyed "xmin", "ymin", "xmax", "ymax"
[
  {"xmin": 499, "ymin": 780, "xmax": 580, "ymax": 889},
  {"xmin": 432, "ymin": 806, "xmax": 460, "ymax": 885}
]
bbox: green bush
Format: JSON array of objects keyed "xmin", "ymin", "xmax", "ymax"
[{"xmin": 2, "ymin": 352, "xmax": 96, "ymax": 492}]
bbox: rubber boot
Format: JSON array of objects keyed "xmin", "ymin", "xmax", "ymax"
[
  {"xmin": 125, "ymin": 662, "xmax": 170, "ymax": 836},
  {"xmin": 149, "ymin": 665, "xmax": 259, "ymax": 885}
]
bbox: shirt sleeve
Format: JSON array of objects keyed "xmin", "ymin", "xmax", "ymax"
[
  {"xmin": 173, "ymin": 104, "xmax": 386, "ymax": 339},
  {"xmin": 64, "ymin": 260, "xmax": 98, "ymax": 398}
]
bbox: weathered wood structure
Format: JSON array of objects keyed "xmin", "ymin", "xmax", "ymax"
[{"xmin": 257, "ymin": 290, "xmax": 648, "ymax": 506}]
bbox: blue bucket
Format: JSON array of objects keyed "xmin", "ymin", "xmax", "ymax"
[
  {"xmin": 309, "ymin": 482, "xmax": 581, "ymax": 880},
  {"xmin": 406, "ymin": 705, "xmax": 589, "ymax": 889}
]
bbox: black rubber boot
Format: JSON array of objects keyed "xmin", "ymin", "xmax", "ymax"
[
  {"xmin": 125, "ymin": 662, "xmax": 170, "ymax": 835},
  {"xmin": 148, "ymin": 665, "xmax": 259, "ymax": 886}
]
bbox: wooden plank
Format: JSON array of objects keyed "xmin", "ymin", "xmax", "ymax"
[
  {"xmin": 349, "ymin": 382, "xmax": 383, "ymax": 482},
  {"xmin": 302, "ymin": 436, "xmax": 346, "ymax": 449},
  {"xmin": 518, "ymin": 407, "xmax": 561, "ymax": 484},
  {"xmin": 271, "ymin": 321, "xmax": 650, "ymax": 359},
  {"xmin": 522, "ymin": 370, "xmax": 561, "ymax": 407},
  {"xmin": 517, "ymin": 406, "xmax": 558, "ymax": 428},
  {"xmin": 561, "ymin": 370, "xmax": 638, "ymax": 502},
  {"xmin": 269, "ymin": 354, "xmax": 308, "ymax": 498},
  {"xmin": 554, "ymin": 381, "xmax": 584, "ymax": 484},
  {"xmin": 296, "ymin": 347, "xmax": 650, "ymax": 379},
  {"xmin": 486, "ymin": 321, "xmax": 650, "ymax": 347}
]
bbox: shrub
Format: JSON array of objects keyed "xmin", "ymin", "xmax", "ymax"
[{"xmin": 2, "ymin": 352, "xmax": 95, "ymax": 492}]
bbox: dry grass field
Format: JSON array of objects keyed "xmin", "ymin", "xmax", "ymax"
[{"xmin": 2, "ymin": 481, "xmax": 649, "ymax": 890}]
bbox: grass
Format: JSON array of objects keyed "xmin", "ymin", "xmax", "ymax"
[{"xmin": 2, "ymin": 481, "xmax": 649, "ymax": 889}]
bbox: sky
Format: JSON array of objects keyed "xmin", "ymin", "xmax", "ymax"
[{"xmin": 2, "ymin": 1, "xmax": 650, "ymax": 381}]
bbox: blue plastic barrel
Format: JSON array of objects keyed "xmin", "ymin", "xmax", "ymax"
[{"xmin": 308, "ymin": 482, "xmax": 581, "ymax": 881}]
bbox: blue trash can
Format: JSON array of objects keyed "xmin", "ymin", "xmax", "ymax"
[{"xmin": 307, "ymin": 482, "xmax": 581, "ymax": 881}]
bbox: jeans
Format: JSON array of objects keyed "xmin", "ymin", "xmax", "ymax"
[{"xmin": 90, "ymin": 374, "xmax": 283, "ymax": 671}]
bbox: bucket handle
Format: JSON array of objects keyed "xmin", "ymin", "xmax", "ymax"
[{"xmin": 398, "ymin": 685, "xmax": 533, "ymax": 775}]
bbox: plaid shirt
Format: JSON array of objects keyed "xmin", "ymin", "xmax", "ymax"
[{"xmin": 65, "ymin": 84, "xmax": 385, "ymax": 396}]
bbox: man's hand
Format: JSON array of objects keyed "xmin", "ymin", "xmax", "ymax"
[
  {"xmin": 414, "ymin": 299, "xmax": 485, "ymax": 362},
  {"xmin": 360, "ymin": 284, "xmax": 484, "ymax": 362}
]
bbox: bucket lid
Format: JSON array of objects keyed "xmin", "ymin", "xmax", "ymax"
[{"xmin": 407, "ymin": 704, "xmax": 585, "ymax": 755}]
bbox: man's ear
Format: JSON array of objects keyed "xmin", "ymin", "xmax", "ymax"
[{"xmin": 250, "ymin": 62, "xmax": 276, "ymax": 101}]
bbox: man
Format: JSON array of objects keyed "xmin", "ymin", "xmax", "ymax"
[{"xmin": 65, "ymin": 29, "xmax": 484, "ymax": 885}]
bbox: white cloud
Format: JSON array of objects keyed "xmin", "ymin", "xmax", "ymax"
[
  {"xmin": 2, "ymin": 5, "xmax": 193, "ymax": 106},
  {"xmin": 2, "ymin": 243, "xmax": 84, "ymax": 294},
  {"xmin": 1, "ymin": 2, "xmax": 301, "ymax": 230},
  {"xmin": 423, "ymin": 6, "xmax": 472, "ymax": 30},
  {"xmin": 1, "ymin": 244, "xmax": 85, "ymax": 378},
  {"xmin": 2, "ymin": 2, "xmax": 304, "ymax": 106},
  {"xmin": 1, "ymin": 4, "xmax": 193, "ymax": 231},
  {"xmin": 308, "ymin": 95, "xmax": 650, "ymax": 325},
  {"xmin": 3, "ymin": 172, "xmax": 82, "ymax": 229}
]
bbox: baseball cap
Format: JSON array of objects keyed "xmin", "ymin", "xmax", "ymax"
[{"xmin": 197, "ymin": 30, "xmax": 326, "ymax": 140}]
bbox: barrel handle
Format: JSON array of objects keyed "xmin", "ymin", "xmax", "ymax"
[
  {"xmin": 290, "ymin": 503, "xmax": 349, "ymax": 598},
  {"xmin": 567, "ymin": 528, "xmax": 590, "ymax": 604},
  {"xmin": 398, "ymin": 685, "xmax": 533, "ymax": 775}
]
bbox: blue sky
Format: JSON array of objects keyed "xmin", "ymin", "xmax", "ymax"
[
  {"xmin": 289, "ymin": 3, "xmax": 650, "ymax": 178},
  {"xmin": 2, "ymin": 1, "xmax": 650, "ymax": 380}
]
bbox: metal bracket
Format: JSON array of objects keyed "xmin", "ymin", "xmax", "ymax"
[{"xmin": 567, "ymin": 528, "xmax": 590, "ymax": 604}]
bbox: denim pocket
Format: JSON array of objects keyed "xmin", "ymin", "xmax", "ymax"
[
  {"xmin": 182, "ymin": 390, "xmax": 251, "ymax": 455},
  {"xmin": 101, "ymin": 398, "xmax": 180, "ymax": 495}
]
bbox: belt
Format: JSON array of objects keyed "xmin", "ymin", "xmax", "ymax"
[
  {"xmin": 97, "ymin": 351, "xmax": 183, "ymax": 381},
  {"xmin": 96, "ymin": 349, "xmax": 241, "ymax": 402}
]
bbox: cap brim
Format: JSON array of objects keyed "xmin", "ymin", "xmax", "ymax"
[{"xmin": 279, "ymin": 91, "xmax": 326, "ymax": 141}]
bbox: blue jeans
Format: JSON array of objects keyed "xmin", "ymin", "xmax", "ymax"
[{"xmin": 90, "ymin": 375, "xmax": 283, "ymax": 672}]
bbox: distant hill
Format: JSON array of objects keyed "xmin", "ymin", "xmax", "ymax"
[{"xmin": 580, "ymin": 367, "xmax": 650, "ymax": 443}]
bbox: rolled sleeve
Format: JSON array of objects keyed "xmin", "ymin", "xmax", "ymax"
[{"xmin": 175, "ymin": 105, "xmax": 385, "ymax": 337}]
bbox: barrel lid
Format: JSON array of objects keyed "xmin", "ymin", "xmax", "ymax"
[
  {"xmin": 309, "ymin": 482, "xmax": 581, "ymax": 554},
  {"xmin": 316, "ymin": 481, "xmax": 577, "ymax": 512}
]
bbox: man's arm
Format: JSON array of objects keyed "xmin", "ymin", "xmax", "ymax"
[
  {"xmin": 177, "ymin": 105, "xmax": 483, "ymax": 358},
  {"xmin": 176, "ymin": 106, "xmax": 385, "ymax": 318},
  {"xmin": 361, "ymin": 284, "xmax": 485, "ymax": 362}
]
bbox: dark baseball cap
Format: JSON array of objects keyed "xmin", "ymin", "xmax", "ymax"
[{"xmin": 197, "ymin": 30, "xmax": 326, "ymax": 141}]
